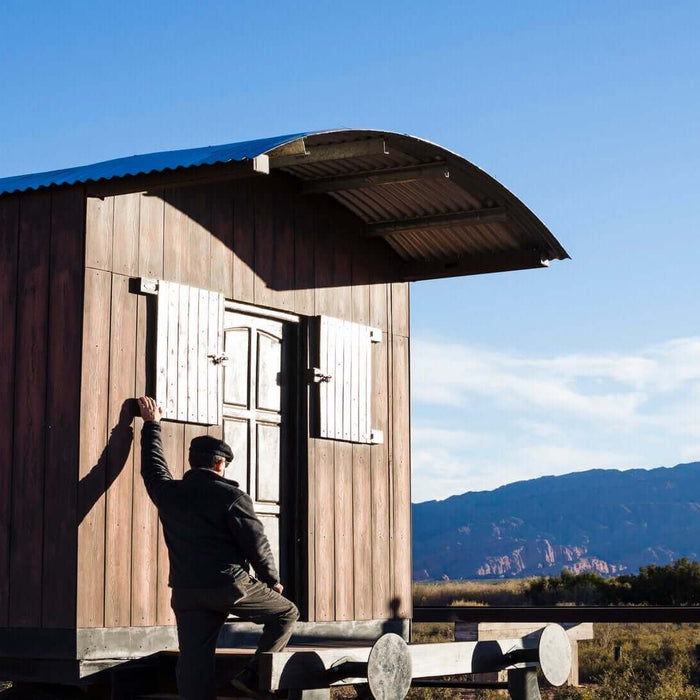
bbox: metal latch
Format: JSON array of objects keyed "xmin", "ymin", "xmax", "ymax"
[
  {"xmin": 307, "ymin": 367, "xmax": 332, "ymax": 383},
  {"xmin": 138, "ymin": 277, "xmax": 159, "ymax": 295},
  {"xmin": 208, "ymin": 354, "xmax": 229, "ymax": 366}
]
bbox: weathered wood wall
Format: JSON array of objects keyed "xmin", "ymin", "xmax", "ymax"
[
  {"xmin": 77, "ymin": 174, "xmax": 412, "ymax": 627},
  {"xmin": 0, "ymin": 188, "xmax": 85, "ymax": 631}
]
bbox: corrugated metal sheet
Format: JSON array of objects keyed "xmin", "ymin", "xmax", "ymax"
[
  {"xmin": 0, "ymin": 128, "xmax": 570, "ymax": 272},
  {"xmin": 0, "ymin": 132, "xmax": 309, "ymax": 195},
  {"xmin": 277, "ymin": 131, "xmax": 569, "ymax": 264}
]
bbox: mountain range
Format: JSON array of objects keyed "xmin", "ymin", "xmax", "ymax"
[{"xmin": 412, "ymin": 461, "xmax": 700, "ymax": 580}]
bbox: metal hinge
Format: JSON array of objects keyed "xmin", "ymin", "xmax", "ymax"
[
  {"xmin": 370, "ymin": 429, "xmax": 384, "ymax": 445},
  {"xmin": 138, "ymin": 277, "xmax": 159, "ymax": 295}
]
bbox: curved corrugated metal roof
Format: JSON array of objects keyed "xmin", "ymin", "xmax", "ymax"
[
  {"xmin": 0, "ymin": 129, "xmax": 569, "ymax": 277},
  {"xmin": 0, "ymin": 132, "xmax": 309, "ymax": 195}
]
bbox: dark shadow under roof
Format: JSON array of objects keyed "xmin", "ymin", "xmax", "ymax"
[{"xmin": 0, "ymin": 129, "xmax": 569, "ymax": 281}]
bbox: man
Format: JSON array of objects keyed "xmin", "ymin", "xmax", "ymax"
[{"xmin": 137, "ymin": 396, "xmax": 298, "ymax": 700}]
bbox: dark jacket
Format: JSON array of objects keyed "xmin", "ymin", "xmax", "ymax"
[{"xmin": 140, "ymin": 421, "xmax": 279, "ymax": 588}]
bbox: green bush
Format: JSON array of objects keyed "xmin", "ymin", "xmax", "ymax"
[{"xmin": 524, "ymin": 558, "xmax": 700, "ymax": 607}]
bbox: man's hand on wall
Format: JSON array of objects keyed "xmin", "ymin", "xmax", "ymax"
[{"xmin": 138, "ymin": 396, "xmax": 163, "ymax": 423}]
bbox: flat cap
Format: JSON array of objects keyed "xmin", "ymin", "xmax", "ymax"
[{"xmin": 189, "ymin": 435, "xmax": 234, "ymax": 462}]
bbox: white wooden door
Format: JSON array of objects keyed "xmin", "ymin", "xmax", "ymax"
[{"xmin": 221, "ymin": 311, "xmax": 287, "ymax": 574}]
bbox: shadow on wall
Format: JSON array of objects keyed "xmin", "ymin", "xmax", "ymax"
[
  {"xmin": 154, "ymin": 175, "xmax": 402, "ymax": 292},
  {"xmin": 78, "ymin": 399, "xmax": 137, "ymax": 524}
]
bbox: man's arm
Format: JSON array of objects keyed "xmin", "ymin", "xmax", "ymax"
[
  {"xmin": 137, "ymin": 396, "xmax": 173, "ymax": 506},
  {"xmin": 227, "ymin": 492, "xmax": 281, "ymax": 589}
]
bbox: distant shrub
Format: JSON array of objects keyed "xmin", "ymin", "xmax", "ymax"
[
  {"xmin": 619, "ymin": 558, "xmax": 700, "ymax": 606},
  {"xmin": 415, "ymin": 558, "xmax": 700, "ymax": 608},
  {"xmin": 414, "ymin": 578, "xmax": 531, "ymax": 607},
  {"xmin": 523, "ymin": 558, "xmax": 700, "ymax": 607}
]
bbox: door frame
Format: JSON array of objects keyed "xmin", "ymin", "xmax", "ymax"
[{"xmin": 223, "ymin": 300, "xmax": 309, "ymax": 617}]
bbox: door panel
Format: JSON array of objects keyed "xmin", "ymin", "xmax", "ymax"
[
  {"xmin": 222, "ymin": 311, "xmax": 287, "ymax": 576},
  {"xmin": 256, "ymin": 422, "xmax": 281, "ymax": 502},
  {"xmin": 256, "ymin": 331, "xmax": 282, "ymax": 412},
  {"xmin": 223, "ymin": 328, "xmax": 250, "ymax": 407},
  {"xmin": 223, "ymin": 417, "xmax": 249, "ymax": 492},
  {"xmin": 258, "ymin": 515, "xmax": 280, "ymax": 570}
]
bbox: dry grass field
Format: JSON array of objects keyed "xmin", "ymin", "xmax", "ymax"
[
  {"xmin": 414, "ymin": 579, "xmax": 533, "ymax": 607},
  {"xmin": 408, "ymin": 580, "xmax": 700, "ymax": 699}
]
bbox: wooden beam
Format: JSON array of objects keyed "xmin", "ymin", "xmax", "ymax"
[
  {"xmin": 399, "ymin": 250, "xmax": 549, "ymax": 282},
  {"xmin": 365, "ymin": 206, "xmax": 507, "ymax": 238},
  {"xmin": 265, "ymin": 138, "xmax": 308, "ymax": 159},
  {"xmin": 413, "ymin": 606, "xmax": 700, "ymax": 624},
  {"xmin": 259, "ymin": 645, "xmax": 371, "ymax": 690},
  {"xmin": 409, "ymin": 639, "xmax": 538, "ymax": 681},
  {"xmin": 86, "ymin": 157, "xmax": 268, "ymax": 198},
  {"xmin": 300, "ymin": 163, "xmax": 450, "ymax": 194},
  {"xmin": 258, "ymin": 638, "xmax": 544, "ymax": 691},
  {"xmin": 455, "ymin": 622, "xmax": 594, "ymax": 643},
  {"xmin": 269, "ymin": 139, "xmax": 388, "ymax": 168}
]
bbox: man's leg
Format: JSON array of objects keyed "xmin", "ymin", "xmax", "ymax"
[
  {"xmin": 172, "ymin": 591, "xmax": 228, "ymax": 700},
  {"xmin": 230, "ymin": 577, "xmax": 299, "ymax": 655}
]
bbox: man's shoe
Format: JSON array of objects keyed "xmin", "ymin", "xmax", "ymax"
[{"xmin": 230, "ymin": 667, "xmax": 269, "ymax": 699}]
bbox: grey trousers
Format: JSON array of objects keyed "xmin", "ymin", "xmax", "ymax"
[{"xmin": 171, "ymin": 573, "xmax": 299, "ymax": 700}]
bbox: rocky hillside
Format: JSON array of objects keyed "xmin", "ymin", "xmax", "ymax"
[{"xmin": 412, "ymin": 462, "xmax": 700, "ymax": 580}]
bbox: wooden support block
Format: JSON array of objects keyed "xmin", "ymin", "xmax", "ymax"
[
  {"xmin": 269, "ymin": 139, "xmax": 388, "ymax": 168},
  {"xmin": 288, "ymin": 690, "xmax": 331, "ymax": 700},
  {"xmin": 508, "ymin": 668, "xmax": 542, "ymax": 700},
  {"xmin": 464, "ymin": 621, "xmax": 594, "ymax": 642}
]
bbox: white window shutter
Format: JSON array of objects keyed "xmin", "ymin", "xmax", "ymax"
[
  {"xmin": 316, "ymin": 315, "xmax": 381, "ymax": 444},
  {"xmin": 155, "ymin": 280, "xmax": 224, "ymax": 425}
]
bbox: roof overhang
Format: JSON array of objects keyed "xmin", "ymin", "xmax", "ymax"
[{"xmin": 0, "ymin": 129, "xmax": 569, "ymax": 281}]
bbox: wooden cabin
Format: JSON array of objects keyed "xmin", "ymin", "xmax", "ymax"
[{"xmin": 0, "ymin": 129, "xmax": 568, "ymax": 685}]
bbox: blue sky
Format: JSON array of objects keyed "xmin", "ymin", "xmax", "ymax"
[{"xmin": 2, "ymin": 1, "xmax": 700, "ymax": 501}]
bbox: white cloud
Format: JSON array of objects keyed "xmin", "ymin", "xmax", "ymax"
[
  {"xmin": 412, "ymin": 336, "xmax": 700, "ymax": 425},
  {"xmin": 510, "ymin": 444, "xmax": 642, "ymax": 477},
  {"xmin": 513, "ymin": 419, "xmax": 566, "ymax": 440},
  {"xmin": 412, "ymin": 426, "xmax": 491, "ymax": 450},
  {"xmin": 412, "ymin": 339, "xmax": 649, "ymax": 422},
  {"xmin": 410, "ymin": 335, "xmax": 700, "ymax": 500}
]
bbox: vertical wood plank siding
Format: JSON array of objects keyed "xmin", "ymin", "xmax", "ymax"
[
  {"xmin": 42, "ymin": 189, "xmax": 85, "ymax": 628},
  {"xmin": 75, "ymin": 175, "xmax": 412, "ymax": 630},
  {"xmin": 351, "ymin": 245, "xmax": 373, "ymax": 619},
  {"xmin": 370, "ymin": 247, "xmax": 392, "ymax": 618},
  {"xmin": 10, "ymin": 194, "xmax": 52, "ymax": 627},
  {"xmin": 391, "ymin": 334, "xmax": 412, "ymax": 618},
  {"xmin": 233, "ymin": 181, "xmax": 255, "ymax": 303},
  {"xmin": 131, "ymin": 293, "xmax": 159, "ymax": 626},
  {"xmin": 0, "ymin": 198, "xmax": 19, "ymax": 629},
  {"xmin": 0, "ymin": 190, "xmax": 84, "ymax": 631},
  {"xmin": 77, "ymin": 269, "xmax": 111, "ymax": 627},
  {"xmin": 156, "ymin": 421, "xmax": 184, "ymax": 626},
  {"xmin": 104, "ymin": 275, "xmax": 137, "ymax": 627},
  {"xmin": 370, "ymin": 336, "xmax": 391, "ymax": 618}
]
